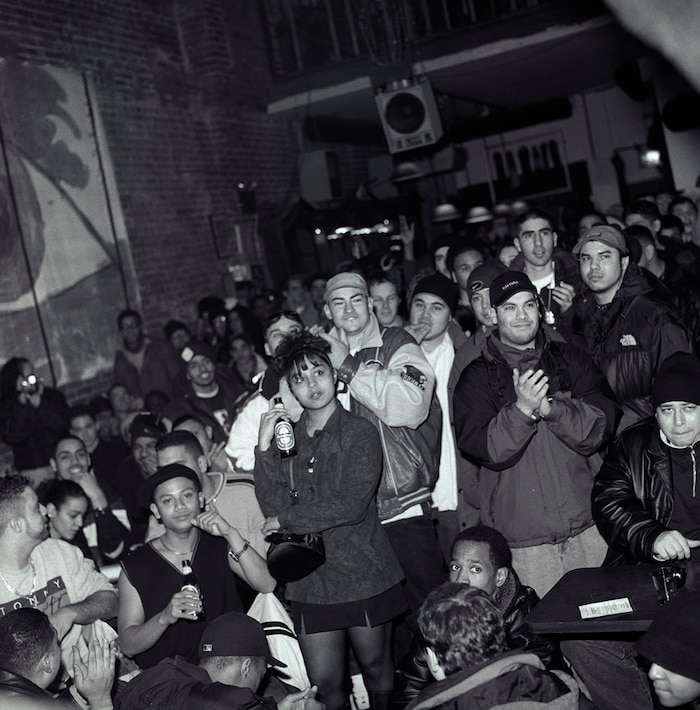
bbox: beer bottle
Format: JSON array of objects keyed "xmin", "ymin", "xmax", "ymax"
[
  {"xmin": 273, "ymin": 396, "xmax": 297, "ymax": 458},
  {"xmin": 181, "ymin": 559, "xmax": 204, "ymax": 620}
]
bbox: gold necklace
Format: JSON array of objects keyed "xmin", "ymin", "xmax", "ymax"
[{"xmin": 0, "ymin": 558, "xmax": 37, "ymax": 597}]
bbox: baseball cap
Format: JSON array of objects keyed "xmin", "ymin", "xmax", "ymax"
[
  {"xmin": 572, "ymin": 224, "xmax": 628, "ymax": 256},
  {"xmin": 411, "ymin": 273, "xmax": 459, "ymax": 315},
  {"xmin": 324, "ymin": 272, "xmax": 368, "ymax": 302},
  {"xmin": 137, "ymin": 463, "xmax": 202, "ymax": 508},
  {"xmin": 489, "ymin": 271, "xmax": 538, "ymax": 308},
  {"xmin": 467, "ymin": 259, "xmax": 508, "ymax": 296},
  {"xmin": 129, "ymin": 414, "xmax": 166, "ymax": 443},
  {"xmin": 199, "ymin": 612, "xmax": 286, "ymax": 667}
]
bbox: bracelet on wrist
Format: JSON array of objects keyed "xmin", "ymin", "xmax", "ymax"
[{"xmin": 229, "ymin": 539, "xmax": 251, "ymax": 562}]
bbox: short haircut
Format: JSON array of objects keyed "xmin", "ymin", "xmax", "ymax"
[
  {"xmin": 263, "ymin": 310, "xmax": 303, "ymax": 336},
  {"xmin": 451, "ymin": 525, "xmax": 512, "ymax": 570},
  {"xmin": 626, "ymin": 198, "xmax": 661, "ymax": 221},
  {"xmin": 0, "ymin": 609, "xmax": 56, "ymax": 676},
  {"xmin": 43, "ymin": 479, "xmax": 88, "ymax": 509},
  {"xmin": 446, "ymin": 242, "xmax": 484, "ymax": 273},
  {"xmin": 51, "ymin": 434, "xmax": 86, "ymax": 460},
  {"xmin": 659, "ymin": 214, "xmax": 685, "ymax": 234},
  {"xmin": 418, "ymin": 582, "xmax": 506, "ymax": 676},
  {"xmin": 0, "ymin": 475, "xmax": 29, "ymax": 534},
  {"xmin": 229, "ymin": 332, "xmax": 254, "ymax": 348},
  {"xmin": 155, "ymin": 429, "xmax": 204, "ymax": 459},
  {"xmin": 669, "ymin": 195, "xmax": 698, "ymax": 215},
  {"xmin": 273, "ymin": 330, "xmax": 332, "ymax": 384},
  {"xmin": 69, "ymin": 404, "xmax": 94, "ymax": 424},
  {"xmin": 117, "ymin": 309, "xmax": 142, "ymax": 329},
  {"xmin": 284, "ymin": 273, "xmax": 308, "ymax": 290},
  {"xmin": 200, "ymin": 655, "xmax": 266, "ymax": 675},
  {"xmin": 515, "ymin": 207, "xmax": 554, "ymax": 232},
  {"xmin": 172, "ymin": 413, "xmax": 206, "ymax": 431},
  {"xmin": 625, "ymin": 224, "xmax": 655, "ymax": 250},
  {"xmin": 366, "ymin": 271, "xmax": 398, "ymax": 291}
]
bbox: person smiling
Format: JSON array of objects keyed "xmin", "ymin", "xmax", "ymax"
[
  {"xmin": 255, "ymin": 330, "xmax": 405, "ymax": 710},
  {"xmin": 117, "ymin": 463, "xmax": 275, "ymax": 669},
  {"xmin": 454, "ymin": 270, "xmax": 618, "ymax": 597}
]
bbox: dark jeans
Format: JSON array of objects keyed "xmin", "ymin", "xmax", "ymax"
[{"xmin": 561, "ymin": 636, "xmax": 655, "ymax": 710}]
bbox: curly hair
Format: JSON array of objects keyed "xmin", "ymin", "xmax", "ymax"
[
  {"xmin": 451, "ymin": 525, "xmax": 512, "ymax": 570},
  {"xmin": 418, "ymin": 582, "xmax": 506, "ymax": 676},
  {"xmin": 273, "ymin": 329, "xmax": 332, "ymax": 383}
]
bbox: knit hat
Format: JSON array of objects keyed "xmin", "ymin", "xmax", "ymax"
[
  {"xmin": 467, "ymin": 259, "xmax": 509, "ymax": 296},
  {"xmin": 411, "ymin": 273, "xmax": 459, "ymax": 315},
  {"xmin": 180, "ymin": 340, "xmax": 214, "ymax": 365},
  {"xmin": 199, "ymin": 612, "xmax": 285, "ymax": 666},
  {"xmin": 652, "ymin": 352, "xmax": 700, "ymax": 408},
  {"xmin": 138, "ymin": 463, "xmax": 201, "ymax": 508},
  {"xmin": 635, "ymin": 590, "xmax": 700, "ymax": 683},
  {"xmin": 489, "ymin": 271, "xmax": 538, "ymax": 308},
  {"xmin": 324, "ymin": 272, "xmax": 368, "ymax": 302},
  {"xmin": 572, "ymin": 224, "xmax": 628, "ymax": 256}
]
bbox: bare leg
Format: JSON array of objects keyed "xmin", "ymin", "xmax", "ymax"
[{"xmin": 348, "ymin": 621, "xmax": 394, "ymax": 693}]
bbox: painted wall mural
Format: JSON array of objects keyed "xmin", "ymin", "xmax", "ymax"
[{"xmin": 0, "ymin": 58, "xmax": 137, "ymax": 387}]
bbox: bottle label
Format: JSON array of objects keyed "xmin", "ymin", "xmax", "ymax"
[{"xmin": 275, "ymin": 420, "xmax": 295, "ymax": 451}]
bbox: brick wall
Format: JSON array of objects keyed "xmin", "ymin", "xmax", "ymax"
[
  {"xmin": 0, "ymin": 0, "xmax": 300, "ymax": 468},
  {"xmin": 0, "ymin": 0, "xmax": 298, "ymax": 331}
]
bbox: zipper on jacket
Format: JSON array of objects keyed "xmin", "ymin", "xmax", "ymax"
[{"xmin": 692, "ymin": 447, "xmax": 697, "ymax": 498}]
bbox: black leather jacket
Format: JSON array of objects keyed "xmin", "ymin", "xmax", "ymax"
[
  {"xmin": 592, "ymin": 418, "xmax": 694, "ymax": 565},
  {"xmin": 390, "ymin": 569, "xmax": 556, "ymax": 710}
]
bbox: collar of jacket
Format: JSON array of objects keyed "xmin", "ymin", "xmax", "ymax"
[
  {"xmin": 406, "ymin": 651, "xmax": 546, "ymax": 710},
  {"xmin": 577, "ymin": 262, "xmax": 653, "ymax": 313},
  {"xmin": 332, "ymin": 314, "xmax": 384, "ymax": 351},
  {"xmin": 483, "ymin": 328, "xmax": 549, "ymax": 366},
  {"xmin": 0, "ymin": 668, "xmax": 51, "ymax": 698}
]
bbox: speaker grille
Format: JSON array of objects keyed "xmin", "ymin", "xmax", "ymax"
[{"xmin": 384, "ymin": 92, "xmax": 427, "ymax": 134}]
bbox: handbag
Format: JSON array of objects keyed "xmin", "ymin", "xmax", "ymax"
[{"xmin": 266, "ymin": 459, "xmax": 326, "ymax": 582}]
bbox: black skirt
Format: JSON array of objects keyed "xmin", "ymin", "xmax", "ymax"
[{"xmin": 291, "ymin": 582, "xmax": 407, "ymax": 634}]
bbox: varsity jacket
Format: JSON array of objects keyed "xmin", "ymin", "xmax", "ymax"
[{"xmin": 332, "ymin": 316, "xmax": 441, "ymax": 520}]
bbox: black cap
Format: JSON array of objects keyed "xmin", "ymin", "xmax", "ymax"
[
  {"xmin": 137, "ymin": 463, "xmax": 202, "ymax": 509},
  {"xmin": 489, "ymin": 271, "xmax": 538, "ymax": 308}
]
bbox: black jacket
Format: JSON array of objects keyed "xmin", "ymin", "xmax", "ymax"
[
  {"xmin": 391, "ymin": 569, "xmax": 557, "ymax": 709},
  {"xmin": 575, "ymin": 263, "xmax": 691, "ymax": 433},
  {"xmin": 592, "ymin": 418, "xmax": 693, "ymax": 565}
]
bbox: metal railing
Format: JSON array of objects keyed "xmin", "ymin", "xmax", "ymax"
[{"xmin": 260, "ymin": 0, "xmax": 556, "ymax": 75}]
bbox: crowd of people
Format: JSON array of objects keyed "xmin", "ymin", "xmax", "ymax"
[{"xmin": 1, "ymin": 189, "xmax": 700, "ymax": 709}]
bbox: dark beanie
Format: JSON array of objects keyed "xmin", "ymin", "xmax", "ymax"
[
  {"xmin": 412, "ymin": 273, "xmax": 459, "ymax": 315},
  {"xmin": 635, "ymin": 590, "xmax": 700, "ymax": 682},
  {"xmin": 652, "ymin": 352, "xmax": 700, "ymax": 408}
]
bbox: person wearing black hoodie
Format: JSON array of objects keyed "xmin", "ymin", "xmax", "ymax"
[{"xmin": 391, "ymin": 526, "xmax": 558, "ymax": 709}]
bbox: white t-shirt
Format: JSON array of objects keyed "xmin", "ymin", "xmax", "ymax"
[{"xmin": 0, "ymin": 538, "xmax": 117, "ymax": 670}]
